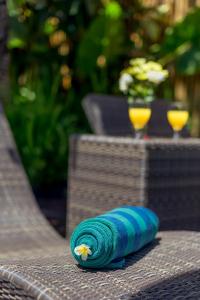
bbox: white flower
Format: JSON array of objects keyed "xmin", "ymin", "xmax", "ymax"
[
  {"xmin": 119, "ymin": 73, "xmax": 133, "ymax": 93},
  {"xmin": 147, "ymin": 70, "xmax": 168, "ymax": 84},
  {"xmin": 74, "ymin": 244, "xmax": 92, "ymax": 261}
]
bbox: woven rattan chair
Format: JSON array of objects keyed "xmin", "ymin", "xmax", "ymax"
[
  {"xmin": 0, "ymin": 105, "xmax": 200, "ymax": 299},
  {"xmin": 83, "ymin": 94, "xmax": 190, "ymax": 137},
  {"xmin": 68, "ymin": 134, "xmax": 200, "ymax": 233},
  {"xmin": 1, "ymin": 6, "xmax": 200, "ymax": 297}
]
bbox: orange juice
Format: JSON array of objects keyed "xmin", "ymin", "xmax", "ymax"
[
  {"xmin": 167, "ymin": 110, "xmax": 189, "ymax": 131},
  {"xmin": 129, "ymin": 108, "xmax": 151, "ymax": 130}
]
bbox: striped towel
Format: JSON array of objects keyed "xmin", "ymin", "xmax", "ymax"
[{"xmin": 70, "ymin": 206, "xmax": 159, "ymax": 269}]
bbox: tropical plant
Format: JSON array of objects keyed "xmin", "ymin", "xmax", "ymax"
[
  {"xmin": 158, "ymin": 6, "xmax": 200, "ymax": 136},
  {"xmin": 5, "ymin": 0, "xmax": 178, "ymax": 187},
  {"xmin": 160, "ymin": 7, "xmax": 200, "ymax": 75},
  {"xmin": 6, "ymin": 66, "xmax": 80, "ymax": 186}
]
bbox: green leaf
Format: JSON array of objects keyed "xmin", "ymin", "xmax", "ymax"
[
  {"xmin": 43, "ymin": 22, "xmax": 56, "ymax": 35},
  {"xmin": 105, "ymin": 1, "xmax": 122, "ymax": 19},
  {"xmin": 160, "ymin": 7, "xmax": 200, "ymax": 75},
  {"xmin": 8, "ymin": 37, "xmax": 26, "ymax": 49},
  {"xmin": 176, "ymin": 47, "xmax": 200, "ymax": 75},
  {"xmin": 7, "ymin": 0, "xmax": 25, "ymax": 16}
]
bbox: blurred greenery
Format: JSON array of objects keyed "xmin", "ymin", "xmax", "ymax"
[
  {"xmin": 158, "ymin": 6, "xmax": 200, "ymax": 136},
  {"xmin": 6, "ymin": 0, "xmax": 200, "ymax": 187},
  {"xmin": 7, "ymin": 67, "xmax": 79, "ymax": 185},
  {"xmin": 160, "ymin": 7, "xmax": 200, "ymax": 75}
]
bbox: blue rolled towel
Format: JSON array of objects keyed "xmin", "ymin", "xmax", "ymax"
[{"xmin": 70, "ymin": 206, "xmax": 159, "ymax": 269}]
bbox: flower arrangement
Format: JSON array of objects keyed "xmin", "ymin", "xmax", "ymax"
[{"xmin": 119, "ymin": 58, "xmax": 169, "ymax": 104}]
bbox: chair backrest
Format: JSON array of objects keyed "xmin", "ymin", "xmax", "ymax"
[
  {"xmin": 83, "ymin": 94, "xmax": 190, "ymax": 137},
  {"xmin": 0, "ymin": 103, "xmax": 61, "ymax": 254},
  {"xmin": 83, "ymin": 94, "xmax": 133, "ymax": 136},
  {"xmin": 0, "ymin": 2, "xmax": 43, "ymax": 227}
]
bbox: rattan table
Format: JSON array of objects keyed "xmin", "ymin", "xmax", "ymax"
[{"xmin": 68, "ymin": 135, "xmax": 200, "ymax": 233}]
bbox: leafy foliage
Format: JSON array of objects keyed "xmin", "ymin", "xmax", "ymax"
[
  {"xmin": 6, "ymin": 67, "xmax": 80, "ymax": 186},
  {"xmin": 160, "ymin": 7, "xmax": 200, "ymax": 75},
  {"xmin": 7, "ymin": 0, "xmax": 199, "ymax": 186}
]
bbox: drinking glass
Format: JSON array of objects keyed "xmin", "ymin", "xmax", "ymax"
[
  {"xmin": 129, "ymin": 100, "xmax": 151, "ymax": 139},
  {"xmin": 167, "ymin": 102, "xmax": 189, "ymax": 139}
]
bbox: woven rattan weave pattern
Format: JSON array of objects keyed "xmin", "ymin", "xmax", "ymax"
[
  {"xmin": 0, "ymin": 105, "xmax": 62, "ymax": 252},
  {"xmin": 1, "ymin": 106, "xmax": 200, "ymax": 299},
  {"xmin": 1, "ymin": 232, "xmax": 200, "ymax": 299},
  {"xmin": 0, "ymin": 104, "xmax": 65, "ymax": 298},
  {"xmin": 68, "ymin": 134, "xmax": 200, "ymax": 233}
]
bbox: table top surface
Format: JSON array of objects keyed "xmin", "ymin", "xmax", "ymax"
[{"xmin": 74, "ymin": 134, "xmax": 200, "ymax": 146}]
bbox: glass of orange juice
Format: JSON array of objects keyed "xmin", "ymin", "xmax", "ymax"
[
  {"xmin": 129, "ymin": 100, "xmax": 151, "ymax": 139},
  {"xmin": 167, "ymin": 102, "xmax": 189, "ymax": 139}
]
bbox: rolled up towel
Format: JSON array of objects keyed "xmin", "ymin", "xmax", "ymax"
[{"xmin": 70, "ymin": 206, "xmax": 159, "ymax": 269}]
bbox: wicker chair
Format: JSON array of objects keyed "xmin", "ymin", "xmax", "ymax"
[
  {"xmin": 83, "ymin": 94, "xmax": 190, "ymax": 137},
  {"xmin": 0, "ymin": 106, "xmax": 200, "ymax": 299},
  {"xmin": 1, "ymin": 4, "xmax": 200, "ymax": 297},
  {"xmin": 68, "ymin": 134, "xmax": 200, "ymax": 232}
]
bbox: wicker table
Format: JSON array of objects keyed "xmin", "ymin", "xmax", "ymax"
[{"xmin": 68, "ymin": 135, "xmax": 200, "ymax": 233}]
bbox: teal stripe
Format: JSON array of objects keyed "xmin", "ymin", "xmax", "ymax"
[
  {"xmin": 145, "ymin": 208, "xmax": 159, "ymax": 228},
  {"xmin": 127, "ymin": 207, "xmax": 150, "ymax": 247},
  {"xmin": 124, "ymin": 206, "xmax": 158, "ymax": 229},
  {"xmin": 134, "ymin": 207, "xmax": 158, "ymax": 236},
  {"xmin": 105, "ymin": 213, "xmax": 136, "ymax": 255},
  {"xmin": 99, "ymin": 215, "xmax": 128, "ymax": 258},
  {"xmin": 132, "ymin": 207, "xmax": 155, "ymax": 242},
  {"xmin": 109, "ymin": 210, "xmax": 141, "ymax": 252},
  {"xmin": 113, "ymin": 207, "xmax": 147, "ymax": 248}
]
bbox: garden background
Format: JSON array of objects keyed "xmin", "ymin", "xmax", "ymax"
[{"xmin": 1, "ymin": 0, "xmax": 200, "ymax": 232}]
